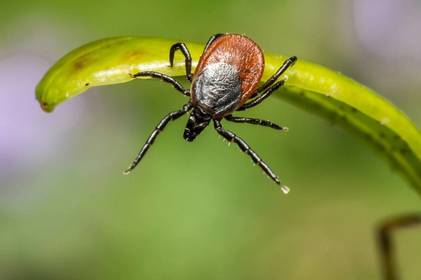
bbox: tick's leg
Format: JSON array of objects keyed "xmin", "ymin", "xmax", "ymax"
[
  {"xmin": 377, "ymin": 213, "xmax": 421, "ymax": 280},
  {"xmin": 169, "ymin": 43, "xmax": 192, "ymax": 81},
  {"xmin": 257, "ymin": 56, "xmax": 297, "ymax": 93},
  {"xmin": 131, "ymin": 71, "xmax": 190, "ymax": 96},
  {"xmin": 213, "ymin": 120, "xmax": 288, "ymax": 191},
  {"xmin": 238, "ymin": 56, "xmax": 297, "ymax": 111},
  {"xmin": 237, "ymin": 80, "xmax": 285, "ymax": 111},
  {"xmin": 123, "ymin": 103, "xmax": 193, "ymax": 174},
  {"xmin": 203, "ymin": 33, "xmax": 224, "ymax": 52},
  {"xmin": 225, "ymin": 115, "xmax": 287, "ymax": 131}
]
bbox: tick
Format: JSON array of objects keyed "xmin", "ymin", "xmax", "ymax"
[{"xmin": 124, "ymin": 33, "xmax": 297, "ymax": 192}]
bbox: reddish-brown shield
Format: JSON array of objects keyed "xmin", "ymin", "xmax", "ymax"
[{"xmin": 192, "ymin": 34, "xmax": 265, "ymax": 108}]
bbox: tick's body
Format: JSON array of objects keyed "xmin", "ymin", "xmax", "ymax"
[
  {"xmin": 125, "ymin": 33, "xmax": 297, "ymax": 190},
  {"xmin": 192, "ymin": 35, "xmax": 264, "ymax": 117}
]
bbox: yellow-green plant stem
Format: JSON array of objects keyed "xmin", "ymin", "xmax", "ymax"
[{"xmin": 36, "ymin": 36, "xmax": 421, "ymax": 195}]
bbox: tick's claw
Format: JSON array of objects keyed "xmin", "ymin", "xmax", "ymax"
[
  {"xmin": 123, "ymin": 168, "xmax": 132, "ymax": 175},
  {"xmin": 280, "ymin": 184, "xmax": 290, "ymax": 194}
]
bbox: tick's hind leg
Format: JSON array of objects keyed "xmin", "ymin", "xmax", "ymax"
[
  {"xmin": 257, "ymin": 56, "xmax": 297, "ymax": 93},
  {"xmin": 237, "ymin": 56, "xmax": 297, "ymax": 111},
  {"xmin": 123, "ymin": 103, "xmax": 192, "ymax": 174},
  {"xmin": 377, "ymin": 213, "xmax": 421, "ymax": 280},
  {"xmin": 237, "ymin": 80, "xmax": 285, "ymax": 111},
  {"xmin": 203, "ymin": 33, "xmax": 224, "ymax": 52},
  {"xmin": 213, "ymin": 120, "xmax": 288, "ymax": 193},
  {"xmin": 131, "ymin": 71, "xmax": 190, "ymax": 96},
  {"xmin": 168, "ymin": 34, "xmax": 223, "ymax": 82},
  {"xmin": 225, "ymin": 115, "xmax": 288, "ymax": 131},
  {"xmin": 169, "ymin": 43, "xmax": 192, "ymax": 81}
]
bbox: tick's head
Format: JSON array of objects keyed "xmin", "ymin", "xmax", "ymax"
[{"xmin": 183, "ymin": 107, "xmax": 211, "ymax": 142}]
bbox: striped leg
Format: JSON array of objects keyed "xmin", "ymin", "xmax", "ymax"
[
  {"xmin": 169, "ymin": 43, "xmax": 193, "ymax": 81},
  {"xmin": 237, "ymin": 80, "xmax": 284, "ymax": 111},
  {"xmin": 213, "ymin": 120, "xmax": 289, "ymax": 194},
  {"xmin": 225, "ymin": 115, "xmax": 287, "ymax": 131},
  {"xmin": 131, "ymin": 71, "xmax": 190, "ymax": 96}
]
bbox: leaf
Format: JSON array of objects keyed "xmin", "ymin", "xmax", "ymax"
[{"xmin": 36, "ymin": 36, "xmax": 421, "ymax": 195}]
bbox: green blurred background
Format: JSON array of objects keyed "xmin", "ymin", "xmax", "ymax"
[{"xmin": 1, "ymin": 0, "xmax": 421, "ymax": 279}]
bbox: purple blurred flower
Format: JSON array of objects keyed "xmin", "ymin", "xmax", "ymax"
[
  {"xmin": 0, "ymin": 53, "xmax": 84, "ymax": 181},
  {"xmin": 353, "ymin": 0, "xmax": 421, "ymax": 60}
]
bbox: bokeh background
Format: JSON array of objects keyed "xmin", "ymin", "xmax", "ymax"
[{"xmin": 1, "ymin": 0, "xmax": 421, "ymax": 279}]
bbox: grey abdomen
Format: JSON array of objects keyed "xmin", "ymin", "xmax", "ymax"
[{"xmin": 192, "ymin": 62, "xmax": 242, "ymax": 117}]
